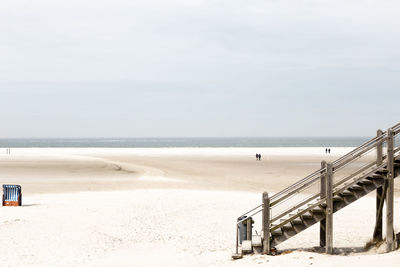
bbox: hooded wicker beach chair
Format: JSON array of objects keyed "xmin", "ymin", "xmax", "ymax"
[{"xmin": 2, "ymin": 184, "xmax": 22, "ymax": 206}]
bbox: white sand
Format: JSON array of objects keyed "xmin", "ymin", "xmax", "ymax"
[
  {"xmin": 1, "ymin": 190, "xmax": 400, "ymax": 266},
  {"xmin": 0, "ymin": 148, "xmax": 400, "ymax": 266}
]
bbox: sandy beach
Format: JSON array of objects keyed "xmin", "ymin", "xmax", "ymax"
[
  {"xmin": 1, "ymin": 147, "xmax": 400, "ymax": 266},
  {"xmin": 3, "ymin": 0, "xmax": 399, "ymax": 265}
]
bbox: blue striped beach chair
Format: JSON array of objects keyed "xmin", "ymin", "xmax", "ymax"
[{"xmin": 2, "ymin": 185, "xmax": 22, "ymax": 206}]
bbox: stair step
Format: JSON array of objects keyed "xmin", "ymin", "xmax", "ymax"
[
  {"xmin": 350, "ymin": 185, "xmax": 364, "ymax": 191},
  {"xmin": 291, "ymin": 217, "xmax": 303, "ymax": 225},
  {"xmin": 296, "ymin": 209, "xmax": 306, "ymax": 215},
  {"xmin": 359, "ymin": 180, "xmax": 373, "ymax": 185},
  {"xmin": 271, "ymin": 228, "xmax": 283, "ymax": 236},
  {"xmin": 282, "ymin": 223, "xmax": 293, "ymax": 231},
  {"xmin": 333, "ymin": 196, "xmax": 344, "ymax": 202},
  {"xmin": 301, "ymin": 213, "xmax": 313, "ymax": 220},
  {"xmin": 242, "ymin": 240, "xmax": 252, "ymax": 253},
  {"xmin": 376, "ymin": 169, "xmax": 389, "ymax": 175},
  {"xmin": 369, "ymin": 174, "xmax": 384, "ymax": 179},
  {"xmin": 271, "ymin": 223, "xmax": 279, "ymax": 229},
  {"xmin": 311, "ymin": 207, "xmax": 324, "ymax": 214},
  {"xmin": 252, "ymin": 235, "xmax": 262, "ymax": 247},
  {"xmin": 232, "ymin": 253, "xmax": 243, "ymax": 260},
  {"xmin": 340, "ymin": 190, "xmax": 354, "ymax": 196}
]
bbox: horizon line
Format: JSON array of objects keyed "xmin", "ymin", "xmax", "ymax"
[{"xmin": 0, "ymin": 136, "xmax": 373, "ymax": 139}]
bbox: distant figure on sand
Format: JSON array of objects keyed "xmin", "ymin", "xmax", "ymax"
[
  {"xmin": 259, "ymin": 154, "xmax": 262, "ymax": 160},
  {"xmin": 328, "ymin": 148, "xmax": 331, "ymax": 154},
  {"xmin": 256, "ymin": 153, "xmax": 259, "ymax": 160}
]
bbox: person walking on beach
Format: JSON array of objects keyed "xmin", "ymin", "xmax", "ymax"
[
  {"xmin": 256, "ymin": 153, "xmax": 259, "ymax": 160},
  {"xmin": 328, "ymin": 148, "xmax": 331, "ymax": 154},
  {"xmin": 259, "ymin": 154, "xmax": 262, "ymax": 161}
]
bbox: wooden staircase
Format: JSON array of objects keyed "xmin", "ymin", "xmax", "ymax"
[
  {"xmin": 233, "ymin": 124, "xmax": 400, "ymax": 259},
  {"xmin": 271, "ymin": 162, "xmax": 399, "ymax": 247}
]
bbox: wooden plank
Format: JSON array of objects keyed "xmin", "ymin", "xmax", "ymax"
[
  {"xmin": 326, "ymin": 163, "xmax": 333, "ymax": 254},
  {"xmin": 235, "ymin": 225, "xmax": 239, "ymax": 255},
  {"xmin": 386, "ymin": 128, "xmax": 395, "ymax": 252},
  {"xmin": 373, "ymin": 185, "xmax": 384, "ymax": 242},
  {"xmin": 377, "ymin": 129, "xmax": 383, "ymax": 166},
  {"xmin": 262, "ymin": 192, "xmax": 270, "ymax": 254},
  {"xmin": 372, "ymin": 132, "xmax": 391, "ymax": 242},
  {"xmin": 320, "ymin": 161, "xmax": 327, "ymax": 248}
]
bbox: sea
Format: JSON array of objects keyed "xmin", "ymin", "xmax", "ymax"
[{"xmin": 0, "ymin": 137, "xmax": 370, "ymax": 148}]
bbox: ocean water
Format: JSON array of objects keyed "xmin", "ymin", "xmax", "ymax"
[{"xmin": 0, "ymin": 137, "xmax": 370, "ymax": 148}]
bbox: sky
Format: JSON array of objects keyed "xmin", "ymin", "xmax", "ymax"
[{"xmin": 0, "ymin": 0, "xmax": 399, "ymax": 137}]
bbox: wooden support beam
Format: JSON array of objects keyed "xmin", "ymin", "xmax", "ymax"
[
  {"xmin": 325, "ymin": 163, "xmax": 333, "ymax": 254},
  {"xmin": 377, "ymin": 129, "xmax": 383, "ymax": 166},
  {"xmin": 373, "ymin": 185, "xmax": 384, "ymax": 242},
  {"xmin": 386, "ymin": 128, "xmax": 395, "ymax": 252},
  {"xmin": 235, "ymin": 224, "xmax": 239, "ymax": 255},
  {"xmin": 374, "ymin": 129, "xmax": 384, "ymax": 243},
  {"xmin": 262, "ymin": 192, "xmax": 270, "ymax": 254},
  {"xmin": 320, "ymin": 161, "xmax": 327, "ymax": 248}
]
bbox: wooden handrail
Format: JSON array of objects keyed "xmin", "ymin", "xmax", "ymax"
[
  {"xmin": 269, "ymin": 124, "xmax": 399, "ymax": 222},
  {"xmin": 234, "ymin": 122, "xmax": 400, "ymax": 255},
  {"xmin": 270, "ymin": 129, "xmax": 387, "ymax": 206}
]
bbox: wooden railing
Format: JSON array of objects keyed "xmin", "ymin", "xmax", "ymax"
[{"xmin": 235, "ymin": 122, "xmax": 400, "ymax": 255}]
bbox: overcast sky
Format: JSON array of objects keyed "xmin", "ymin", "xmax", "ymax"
[{"xmin": 0, "ymin": 0, "xmax": 399, "ymax": 137}]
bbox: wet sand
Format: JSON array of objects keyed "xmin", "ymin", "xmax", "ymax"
[{"xmin": 3, "ymin": 147, "xmax": 397, "ymax": 195}]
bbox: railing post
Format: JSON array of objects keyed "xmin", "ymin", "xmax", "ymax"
[
  {"xmin": 235, "ymin": 224, "xmax": 239, "ymax": 255},
  {"xmin": 377, "ymin": 129, "xmax": 383, "ymax": 166},
  {"xmin": 373, "ymin": 129, "xmax": 384, "ymax": 242},
  {"xmin": 262, "ymin": 192, "xmax": 270, "ymax": 254},
  {"xmin": 320, "ymin": 161, "xmax": 327, "ymax": 248},
  {"xmin": 386, "ymin": 128, "xmax": 395, "ymax": 252},
  {"xmin": 325, "ymin": 163, "xmax": 333, "ymax": 254}
]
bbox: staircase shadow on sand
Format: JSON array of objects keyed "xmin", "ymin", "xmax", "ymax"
[{"xmin": 278, "ymin": 232, "xmax": 400, "ymax": 256}]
